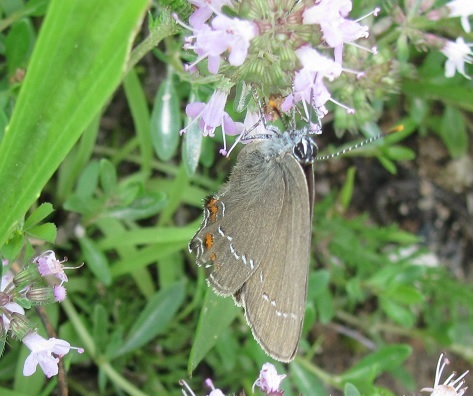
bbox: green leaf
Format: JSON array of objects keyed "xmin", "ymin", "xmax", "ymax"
[
  {"xmin": 23, "ymin": 202, "xmax": 54, "ymax": 230},
  {"xmin": 344, "ymin": 383, "xmax": 362, "ymax": 396},
  {"xmin": 402, "ymin": 79, "xmax": 473, "ymax": 112},
  {"xmin": 5, "ymin": 18, "xmax": 35, "ymax": 74},
  {"xmin": 291, "ymin": 361, "xmax": 327, "ymax": 396},
  {"xmin": 0, "ymin": 0, "xmax": 149, "ymax": 248},
  {"xmin": 438, "ymin": 106, "xmax": 468, "ymax": 158},
  {"xmin": 78, "ymin": 236, "xmax": 112, "ymax": 286},
  {"xmin": 93, "ymin": 304, "xmax": 109, "ymax": 355},
  {"xmin": 379, "ymin": 297, "xmax": 415, "ymax": 328},
  {"xmin": 1, "ymin": 232, "xmax": 24, "ymax": 261},
  {"xmin": 341, "ymin": 344, "xmax": 411, "ymax": 385},
  {"xmin": 99, "ymin": 159, "xmax": 117, "ymax": 196},
  {"xmin": 106, "ymin": 191, "xmax": 167, "ymax": 220},
  {"xmin": 25, "ymin": 223, "xmax": 57, "ymax": 243},
  {"xmin": 151, "ymin": 71, "xmax": 181, "ymax": 161},
  {"xmin": 183, "ymin": 88, "xmax": 203, "ymax": 176},
  {"xmin": 116, "ymin": 281, "xmax": 186, "ymax": 356},
  {"xmin": 188, "ymin": 287, "xmax": 239, "ymax": 373},
  {"xmin": 339, "ymin": 167, "xmax": 355, "ymax": 210}
]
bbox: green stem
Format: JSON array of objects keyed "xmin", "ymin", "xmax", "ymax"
[{"xmin": 61, "ymin": 299, "xmax": 147, "ymax": 396}]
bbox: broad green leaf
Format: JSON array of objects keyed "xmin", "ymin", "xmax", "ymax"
[
  {"xmin": 188, "ymin": 287, "xmax": 239, "ymax": 373},
  {"xmin": 344, "ymin": 383, "xmax": 361, "ymax": 396},
  {"xmin": 380, "ymin": 297, "xmax": 415, "ymax": 328},
  {"xmin": 438, "ymin": 106, "xmax": 468, "ymax": 158},
  {"xmin": 23, "ymin": 202, "xmax": 54, "ymax": 230},
  {"xmin": 99, "ymin": 159, "xmax": 117, "ymax": 196},
  {"xmin": 341, "ymin": 344, "xmax": 411, "ymax": 384},
  {"xmin": 5, "ymin": 18, "xmax": 35, "ymax": 74},
  {"xmin": 402, "ymin": 79, "xmax": 473, "ymax": 112},
  {"xmin": 25, "ymin": 223, "xmax": 56, "ymax": 243},
  {"xmin": 116, "ymin": 281, "xmax": 186, "ymax": 356},
  {"xmin": 151, "ymin": 71, "xmax": 181, "ymax": 161},
  {"xmin": 106, "ymin": 191, "xmax": 167, "ymax": 221},
  {"xmin": 0, "ymin": 0, "xmax": 149, "ymax": 248}
]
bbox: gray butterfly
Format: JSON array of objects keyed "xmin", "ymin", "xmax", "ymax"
[{"xmin": 189, "ymin": 130, "xmax": 317, "ymax": 362}]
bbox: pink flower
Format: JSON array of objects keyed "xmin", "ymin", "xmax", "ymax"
[
  {"xmin": 34, "ymin": 250, "xmax": 68, "ymax": 285},
  {"xmin": 303, "ymin": 0, "xmax": 376, "ymax": 64},
  {"xmin": 281, "ymin": 68, "xmax": 332, "ymax": 118},
  {"xmin": 1, "ymin": 272, "xmax": 25, "ymax": 332},
  {"xmin": 441, "ymin": 37, "xmax": 473, "ymax": 79},
  {"xmin": 22, "ymin": 332, "xmax": 73, "ymax": 378},
  {"xmin": 211, "ymin": 15, "xmax": 256, "ymax": 66},
  {"xmin": 447, "ymin": 0, "xmax": 473, "ymax": 33},
  {"xmin": 181, "ymin": 90, "xmax": 242, "ymax": 155},
  {"xmin": 53, "ymin": 285, "xmax": 67, "ymax": 302},
  {"xmin": 182, "ymin": 14, "xmax": 256, "ymax": 74},
  {"xmin": 205, "ymin": 378, "xmax": 225, "ymax": 396},
  {"xmin": 421, "ymin": 353, "xmax": 469, "ymax": 395},
  {"xmin": 189, "ymin": 0, "xmax": 232, "ymax": 27},
  {"xmin": 296, "ymin": 46, "xmax": 342, "ymax": 80},
  {"xmin": 252, "ymin": 363, "xmax": 286, "ymax": 395}
]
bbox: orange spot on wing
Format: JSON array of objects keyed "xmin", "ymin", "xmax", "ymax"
[
  {"xmin": 204, "ymin": 233, "xmax": 214, "ymax": 249},
  {"xmin": 206, "ymin": 198, "xmax": 219, "ymax": 223}
]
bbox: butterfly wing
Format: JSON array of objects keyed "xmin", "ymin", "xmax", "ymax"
[
  {"xmin": 235, "ymin": 153, "xmax": 313, "ymax": 362},
  {"xmin": 189, "ymin": 141, "xmax": 287, "ymax": 296}
]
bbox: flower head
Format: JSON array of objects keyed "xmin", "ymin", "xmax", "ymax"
[
  {"xmin": 421, "ymin": 353, "xmax": 469, "ymax": 396},
  {"xmin": 447, "ymin": 0, "xmax": 473, "ymax": 33},
  {"xmin": 34, "ymin": 250, "xmax": 69, "ymax": 285},
  {"xmin": 180, "ymin": 90, "xmax": 242, "ymax": 155},
  {"xmin": 253, "ymin": 363, "xmax": 286, "ymax": 395},
  {"xmin": 441, "ymin": 37, "xmax": 473, "ymax": 79},
  {"xmin": 0, "ymin": 272, "xmax": 25, "ymax": 333},
  {"xmin": 189, "ymin": 0, "xmax": 232, "ymax": 27},
  {"xmin": 179, "ymin": 13, "xmax": 256, "ymax": 74},
  {"xmin": 22, "ymin": 331, "xmax": 83, "ymax": 378}
]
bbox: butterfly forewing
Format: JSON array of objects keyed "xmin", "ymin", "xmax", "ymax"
[{"xmin": 189, "ymin": 141, "xmax": 286, "ymax": 296}]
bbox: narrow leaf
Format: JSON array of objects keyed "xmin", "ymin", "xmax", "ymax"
[
  {"xmin": 116, "ymin": 281, "xmax": 186, "ymax": 356},
  {"xmin": 151, "ymin": 71, "xmax": 181, "ymax": 161},
  {"xmin": 23, "ymin": 202, "xmax": 54, "ymax": 230},
  {"xmin": 188, "ymin": 287, "xmax": 239, "ymax": 373}
]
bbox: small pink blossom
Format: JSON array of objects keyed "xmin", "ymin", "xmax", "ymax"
[
  {"xmin": 181, "ymin": 15, "xmax": 256, "ymax": 74},
  {"xmin": 253, "ymin": 363, "xmax": 286, "ymax": 395},
  {"xmin": 441, "ymin": 37, "xmax": 473, "ymax": 79},
  {"xmin": 34, "ymin": 250, "xmax": 68, "ymax": 285},
  {"xmin": 22, "ymin": 332, "xmax": 73, "ymax": 378},
  {"xmin": 296, "ymin": 46, "xmax": 342, "ymax": 80},
  {"xmin": 205, "ymin": 378, "xmax": 225, "ymax": 396},
  {"xmin": 53, "ymin": 285, "xmax": 67, "ymax": 302},
  {"xmin": 421, "ymin": 353, "xmax": 469, "ymax": 395},
  {"xmin": 181, "ymin": 90, "xmax": 242, "ymax": 155},
  {"xmin": 188, "ymin": 0, "xmax": 232, "ymax": 27},
  {"xmin": 447, "ymin": 0, "xmax": 473, "ymax": 33},
  {"xmin": 303, "ymin": 0, "xmax": 376, "ymax": 64},
  {"xmin": 281, "ymin": 68, "xmax": 331, "ymax": 118},
  {"xmin": 211, "ymin": 15, "xmax": 256, "ymax": 67},
  {"xmin": 1, "ymin": 272, "xmax": 25, "ymax": 332}
]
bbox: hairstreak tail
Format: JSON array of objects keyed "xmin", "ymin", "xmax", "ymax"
[{"xmin": 189, "ymin": 130, "xmax": 318, "ymax": 362}]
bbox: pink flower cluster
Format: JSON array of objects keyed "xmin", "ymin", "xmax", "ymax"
[{"xmin": 179, "ymin": 0, "xmax": 378, "ymax": 156}]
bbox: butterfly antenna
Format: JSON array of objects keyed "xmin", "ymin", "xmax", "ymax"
[{"xmin": 315, "ymin": 125, "xmax": 403, "ymax": 161}]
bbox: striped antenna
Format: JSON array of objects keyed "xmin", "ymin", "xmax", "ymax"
[{"xmin": 315, "ymin": 125, "xmax": 404, "ymax": 161}]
